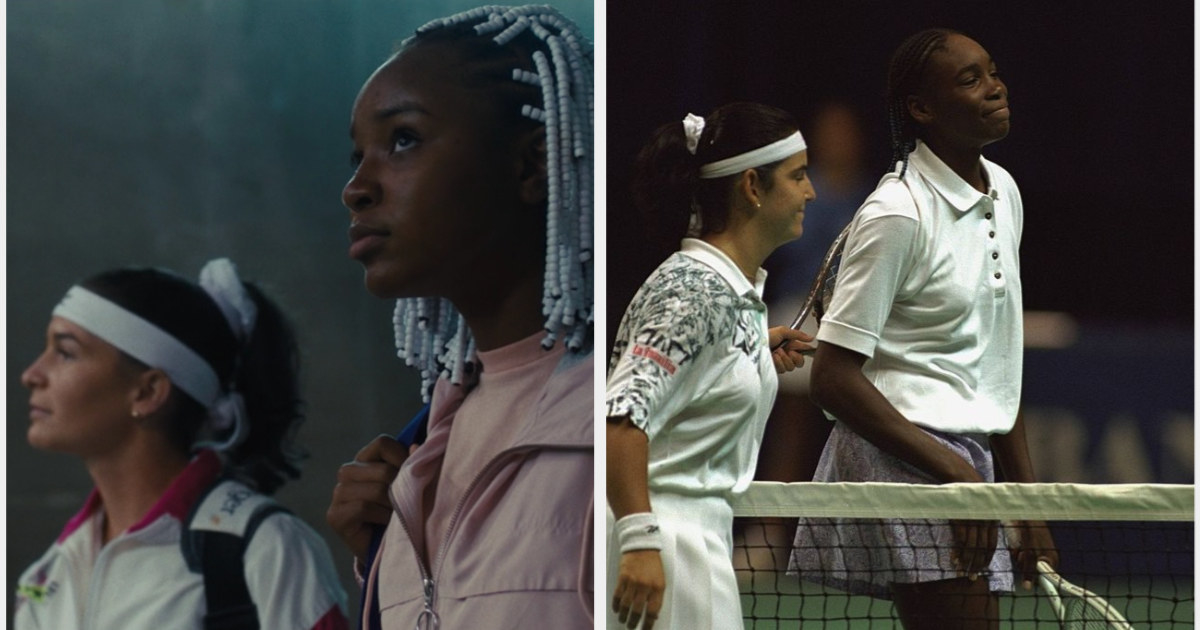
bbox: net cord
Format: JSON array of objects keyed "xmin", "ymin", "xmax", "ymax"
[{"xmin": 730, "ymin": 482, "xmax": 1194, "ymax": 521}]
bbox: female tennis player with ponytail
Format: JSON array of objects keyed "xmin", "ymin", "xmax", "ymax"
[
  {"xmin": 325, "ymin": 6, "xmax": 594, "ymax": 629},
  {"xmin": 14, "ymin": 260, "xmax": 348, "ymax": 629},
  {"xmin": 606, "ymin": 102, "xmax": 815, "ymax": 630},
  {"xmin": 789, "ymin": 29, "xmax": 1058, "ymax": 629}
]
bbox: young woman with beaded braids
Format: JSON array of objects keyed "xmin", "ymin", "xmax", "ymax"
[
  {"xmin": 14, "ymin": 259, "xmax": 348, "ymax": 630},
  {"xmin": 606, "ymin": 102, "xmax": 816, "ymax": 630},
  {"xmin": 788, "ymin": 29, "xmax": 1058, "ymax": 629},
  {"xmin": 324, "ymin": 5, "xmax": 593, "ymax": 629}
]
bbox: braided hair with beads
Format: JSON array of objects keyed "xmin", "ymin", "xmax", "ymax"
[
  {"xmin": 391, "ymin": 5, "xmax": 593, "ymax": 401},
  {"xmin": 885, "ymin": 28, "xmax": 962, "ymax": 177}
]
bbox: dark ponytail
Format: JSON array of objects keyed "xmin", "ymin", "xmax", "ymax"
[
  {"xmin": 223, "ymin": 282, "xmax": 305, "ymax": 495},
  {"xmin": 632, "ymin": 102, "xmax": 800, "ymax": 244}
]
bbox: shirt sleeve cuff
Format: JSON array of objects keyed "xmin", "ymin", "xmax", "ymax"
[{"xmin": 817, "ymin": 318, "xmax": 880, "ymax": 359}]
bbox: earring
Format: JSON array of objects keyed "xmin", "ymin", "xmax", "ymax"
[{"xmin": 131, "ymin": 410, "xmax": 141, "ymax": 419}]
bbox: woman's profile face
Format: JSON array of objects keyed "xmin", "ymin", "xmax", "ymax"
[
  {"xmin": 20, "ymin": 316, "xmax": 142, "ymax": 456},
  {"xmin": 758, "ymin": 149, "xmax": 816, "ymax": 248},
  {"xmin": 343, "ymin": 42, "xmax": 528, "ymax": 301}
]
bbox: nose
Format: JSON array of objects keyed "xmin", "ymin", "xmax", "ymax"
[
  {"xmin": 342, "ymin": 164, "xmax": 381, "ymax": 214},
  {"xmin": 988, "ymin": 76, "xmax": 1007, "ymax": 100},
  {"xmin": 21, "ymin": 353, "xmax": 46, "ymax": 390}
]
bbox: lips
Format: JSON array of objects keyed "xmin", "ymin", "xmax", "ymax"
[
  {"xmin": 28, "ymin": 402, "xmax": 49, "ymax": 421},
  {"xmin": 985, "ymin": 104, "xmax": 1010, "ymax": 118},
  {"xmin": 348, "ymin": 222, "xmax": 389, "ymax": 260}
]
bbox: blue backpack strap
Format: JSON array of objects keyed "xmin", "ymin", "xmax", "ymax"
[
  {"xmin": 359, "ymin": 403, "xmax": 429, "ymax": 630},
  {"xmin": 182, "ymin": 478, "xmax": 289, "ymax": 630}
]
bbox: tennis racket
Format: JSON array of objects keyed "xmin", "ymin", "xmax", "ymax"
[
  {"xmin": 773, "ymin": 222, "xmax": 852, "ymax": 351},
  {"xmin": 1035, "ymin": 559, "xmax": 1134, "ymax": 629}
]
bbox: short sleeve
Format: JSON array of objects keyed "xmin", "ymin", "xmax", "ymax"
[
  {"xmin": 605, "ymin": 263, "xmax": 733, "ymax": 432},
  {"xmin": 244, "ymin": 513, "xmax": 350, "ymax": 630},
  {"xmin": 818, "ymin": 210, "xmax": 919, "ymax": 358}
]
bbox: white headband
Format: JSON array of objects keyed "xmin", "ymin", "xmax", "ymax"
[
  {"xmin": 699, "ymin": 130, "xmax": 807, "ymax": 179},
  {"xmin": 53, "ymin": 286, "xmax": 221, "ymax": 407}
]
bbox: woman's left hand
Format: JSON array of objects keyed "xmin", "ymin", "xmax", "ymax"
[
  {"xmin": 1008, "ymin": 520, "xmax": 1059, "ymax": 590},
  {"xmin": 768, "ymin": 326, "xmax": 815, "ymax": 374}
]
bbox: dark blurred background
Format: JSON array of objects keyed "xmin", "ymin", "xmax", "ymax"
[
  {"xmin": 6, "ymin": 0, "xmax": 592, "ymax": 616},
  {"xmin": 606, "ymin": 0, "xmax": 1193, "ymax": 487}
]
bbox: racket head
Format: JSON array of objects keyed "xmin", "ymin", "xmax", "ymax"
[{"xmin": 1035, "ymin": 560, "xmax": 1134, "ymax": 629}]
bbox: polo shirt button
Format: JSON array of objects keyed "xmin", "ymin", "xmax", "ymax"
[
  {"xmin": 992, "ymin": 252, "xmax": 999, "ymax": 260},
  {"xmin": 989, "ymin": 231, "xmax": 996, "ymax": 238},
  {"xmin": 985, "ymin": 212, "xmax": 993, "ymax": 220},
  {"xmin": 994, "ymin": 272, "xmax": 1002, "ymax": 279}
]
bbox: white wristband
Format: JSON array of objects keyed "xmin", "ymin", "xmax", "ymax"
[{"xmin": 615, "ymin": 512, "xmax": 663, "ymax": 553}]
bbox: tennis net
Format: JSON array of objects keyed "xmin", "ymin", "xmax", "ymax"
[{"xmin": 731, "ymin": 482, "xmax": 1194, "ymax": 628}]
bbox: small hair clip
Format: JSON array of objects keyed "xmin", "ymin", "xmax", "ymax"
[{"xmin": 683, "ymin": 113, "xmax": 705, "ymax": 155}]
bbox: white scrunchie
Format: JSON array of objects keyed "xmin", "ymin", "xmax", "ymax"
[
  {"xmin": 614, "ymin": 512, "xmax": 664, "ymax": 553},
  {"xmin": 197, "ymin": 258, "xmax": 256, "ymax": 451},
  {"xmin": 682, "ymin": 113, "xmax": 705, "ymax": 155},
  {"xmin": 206, "ymin": 391, "xmax": 250, "ymax": 452},
  {"xmin": 199, "ymin": 258, "xmax": 257, "ymax": 343}
]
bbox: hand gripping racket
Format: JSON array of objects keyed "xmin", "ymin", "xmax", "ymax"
[
  {"xmin": 1036, "ymin": 559, "xmax": 1134, "ymax": 629},
  {"xmin": 773, "ymin": 222, "xmax": 852, "ymax": 351}
]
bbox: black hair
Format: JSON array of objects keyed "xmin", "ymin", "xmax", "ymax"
[
  {"xmin": 383, "ymin": 6, "xmax": 594, "ymax": 399},
  {"xmin": 632, "ymin": 102, "xmax": 799, "ymax": 245},
  {"xmin": 81, "ymin": 267, "xmax": 305, "ymax": 495},
  {"xmin": 886, "ymin": 27, "xmax": 963, "ymax": 177},
  {"xmin": 400, "ymin": 16, "xmax": 543, "ymax": 142}
]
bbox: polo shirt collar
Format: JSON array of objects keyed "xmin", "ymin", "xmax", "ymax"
[
  {"xmin": 679, "ymin": 237, "xmax": 768, "ymax": 300},
  {"xmin": 909, "ymin": 141, "xmax": 998, "ymax": 214}
]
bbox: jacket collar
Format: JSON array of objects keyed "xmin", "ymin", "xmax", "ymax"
[
  {"xmin": 56, "ymin": 449, "xmax": 222, "ymax": 543},
  {"xmin": 909, "ymin": 141, "xmax": 1000, "ymax": 215},
  {"xmin": 428, "ymin": 344, "xmax": 593, "ymax": 450}
]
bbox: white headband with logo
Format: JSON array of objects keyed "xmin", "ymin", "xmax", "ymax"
[
  {"xmin": 53, "ymin": 287, "xmax": 221, "ymax": 406},
  {"xmin": 699, "ymin": 130, "xmax": 807, "ymax": 179}
]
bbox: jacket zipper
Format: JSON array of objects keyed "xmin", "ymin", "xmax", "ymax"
[
  {"xmin": 393, "ymin": 439, "xmax": 587, "ymax": 626},
  {"xmin": 388, "ymin": 507, "xmax": 438, "ymax": 629}
]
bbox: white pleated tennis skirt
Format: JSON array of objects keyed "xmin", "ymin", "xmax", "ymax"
[{"xmin": 606, "ymin": 494, "xmax": 743, "ymax": 630}]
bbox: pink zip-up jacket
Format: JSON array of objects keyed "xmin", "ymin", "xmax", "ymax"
[{"xmin": 363, "ymin": 349, "xmax": 594, "ymax": 629}]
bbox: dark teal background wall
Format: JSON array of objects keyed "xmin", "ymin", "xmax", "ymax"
[{"xmin": 7, "ymin": 0, "xmax": 593, "ymax": 617}]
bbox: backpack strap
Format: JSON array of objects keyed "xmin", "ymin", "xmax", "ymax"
[
  {"xmin": 360, "ymin": 403, "xmax": 430, "ymax": 630},
  {"xmin": 182, "ymin": 478, "xmax": 290, "ymax": 630}
]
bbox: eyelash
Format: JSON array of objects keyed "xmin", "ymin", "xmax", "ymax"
[
  {"xmin": 347, "ymin": 128, "xmax": 421, "ymax": 171},
  {"xmin": 391, "ymin": 129, "xmax": 419, "ymax": 153}
]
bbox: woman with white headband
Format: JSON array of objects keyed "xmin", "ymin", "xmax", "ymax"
[
  {"xmin": 14, "ymin": 260, "xmax": 348, "ymax": 630},
  {"xmin": 606, "ymin": 102, "xmax": 817, "ymax": 630}
]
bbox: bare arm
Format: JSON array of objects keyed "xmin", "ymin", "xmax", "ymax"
[
  {"xmin": 990, "ymin": 409, "xmax": 1059, "ymax": 584},
  {"xmin": 810, "ymin": 342, "xmax": 984, "ymax": 484},
  {"xmin": 607, "ymin": 417, "xmax": 653, "ymax": 518},
  {"xmin": 607, "ymin": 416, "xmax": 665, "ymax": 629},
  {"xmin": 809, "ymin": 341, "xmax": 996, "ymax": 574}
]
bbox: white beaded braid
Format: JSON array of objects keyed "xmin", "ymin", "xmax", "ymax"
[{"xmin": 395, "ymin": 5, "xmax": 593, "ymax": 401}]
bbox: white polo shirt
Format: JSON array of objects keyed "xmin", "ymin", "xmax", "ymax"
[
  {"xmin": 818, "ymin": 141, "xmax": 1024, "ymax": 435},
  {"xmin": 606, "ymin": 238, "xmax": 778, "ymax": 498}
]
